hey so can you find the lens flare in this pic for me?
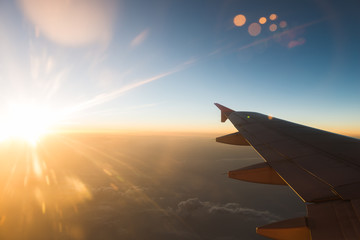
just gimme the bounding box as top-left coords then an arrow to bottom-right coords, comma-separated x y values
259,17 -> 267,24
269,14 -> 278,21
248,23 -> 261,36
280,21 -> 287,28
269,23 -> 278,32
234,14 -> 246,27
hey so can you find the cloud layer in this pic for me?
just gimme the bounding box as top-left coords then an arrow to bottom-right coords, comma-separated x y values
17,0 -> 117,47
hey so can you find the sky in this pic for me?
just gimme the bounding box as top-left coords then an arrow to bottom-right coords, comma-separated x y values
0,0 -> 359,136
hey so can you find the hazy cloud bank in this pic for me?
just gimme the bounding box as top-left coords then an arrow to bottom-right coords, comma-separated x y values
176,198 -> 280,222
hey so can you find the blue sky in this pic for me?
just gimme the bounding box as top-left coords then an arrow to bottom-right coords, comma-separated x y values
0,0 -> 359,135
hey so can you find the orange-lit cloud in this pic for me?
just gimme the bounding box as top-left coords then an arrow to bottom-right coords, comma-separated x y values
131,29 -> 150,47
288,38 -> 306,48
233,14 -> 246,27
17,0 -> 117,47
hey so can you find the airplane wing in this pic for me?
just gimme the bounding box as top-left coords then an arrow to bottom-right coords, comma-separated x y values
214,103 -> 360,240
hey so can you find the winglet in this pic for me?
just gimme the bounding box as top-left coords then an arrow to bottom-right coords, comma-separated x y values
214,103 -> 234,122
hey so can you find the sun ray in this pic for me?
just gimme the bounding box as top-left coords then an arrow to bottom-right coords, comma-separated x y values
0,102 -> 61,145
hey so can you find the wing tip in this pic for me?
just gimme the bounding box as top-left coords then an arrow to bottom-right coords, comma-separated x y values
214,103 -> 235,122
214,103 -> 234,113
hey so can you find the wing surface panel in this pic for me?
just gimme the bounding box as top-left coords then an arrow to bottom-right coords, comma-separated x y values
224,110 -> 360,202
307,200 -> 360,239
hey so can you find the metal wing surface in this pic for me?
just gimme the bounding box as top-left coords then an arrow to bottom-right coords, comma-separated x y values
215,103 -> 360,240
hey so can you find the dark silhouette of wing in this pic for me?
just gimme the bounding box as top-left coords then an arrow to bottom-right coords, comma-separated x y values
215,103 -> 360,240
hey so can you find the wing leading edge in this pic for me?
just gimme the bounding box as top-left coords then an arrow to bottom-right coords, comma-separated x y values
215,103 -> 360,240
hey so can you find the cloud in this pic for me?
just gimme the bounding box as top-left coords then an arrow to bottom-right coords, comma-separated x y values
288,38 -> 306,48
64,58 -> 196,115
176,198 -> 280,222
17,0 -> 117,47
67,70 -> 176,113
131,29 -> 150,47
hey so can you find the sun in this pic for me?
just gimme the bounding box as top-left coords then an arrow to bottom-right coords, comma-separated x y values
0,102 -> 57,145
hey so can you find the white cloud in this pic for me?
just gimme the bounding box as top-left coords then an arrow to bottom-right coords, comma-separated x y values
131,29 -> 150,47
176,198 -> 280,222
65,58 -> 196,114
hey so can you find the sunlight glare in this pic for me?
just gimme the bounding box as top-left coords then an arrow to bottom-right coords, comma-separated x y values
0,102 -> 57,144
0,216 -> 5,226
